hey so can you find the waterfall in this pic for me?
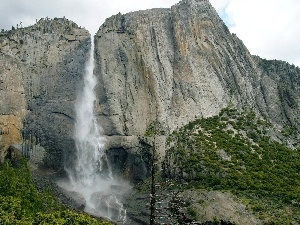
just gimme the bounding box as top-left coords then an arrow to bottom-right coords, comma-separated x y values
72,36 -> 105,189
62,36 -> 128,223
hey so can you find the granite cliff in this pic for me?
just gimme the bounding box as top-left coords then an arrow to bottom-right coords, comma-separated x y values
0,0 -> 299,187
94,0 -> 300,182
0,18 -> 90,171
1,0 -> 300,224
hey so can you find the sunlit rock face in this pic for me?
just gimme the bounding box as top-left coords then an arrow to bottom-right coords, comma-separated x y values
0,0 -> 299,180
94,0 -> 300,182
0,18 -> 90,171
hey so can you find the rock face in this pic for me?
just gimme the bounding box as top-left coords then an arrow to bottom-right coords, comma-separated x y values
94,0 -> 299,182
0,18 -> 90,171
180,190 -> 261,225
0,0 -> 299,181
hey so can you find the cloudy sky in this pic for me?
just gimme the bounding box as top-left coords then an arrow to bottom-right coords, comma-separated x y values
1,0 -> 299,67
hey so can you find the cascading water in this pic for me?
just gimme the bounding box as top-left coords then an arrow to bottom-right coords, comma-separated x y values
71,36 -> 106,190
62,36 -> 128,223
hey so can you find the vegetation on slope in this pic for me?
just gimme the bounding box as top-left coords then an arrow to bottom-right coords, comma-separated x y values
165,107 -> 300,224
0,159 -> 112,225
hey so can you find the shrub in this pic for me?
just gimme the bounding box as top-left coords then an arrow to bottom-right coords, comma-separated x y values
0,159 -> 112,225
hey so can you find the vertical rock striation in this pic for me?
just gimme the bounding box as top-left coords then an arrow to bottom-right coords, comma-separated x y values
0,18 -> 90,171
0,0 -> 299,181
94,0 -> 299,182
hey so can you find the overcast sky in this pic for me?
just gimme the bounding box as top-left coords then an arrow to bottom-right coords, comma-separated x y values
1,0 -> 299,67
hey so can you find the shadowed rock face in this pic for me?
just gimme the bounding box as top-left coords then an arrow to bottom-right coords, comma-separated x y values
0,18 -> 90,172
94,0 -> 300,181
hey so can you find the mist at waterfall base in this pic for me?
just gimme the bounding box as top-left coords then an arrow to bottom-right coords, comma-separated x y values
59,36 -> 130,223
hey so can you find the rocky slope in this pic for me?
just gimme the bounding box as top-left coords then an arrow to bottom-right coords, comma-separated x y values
163,107 -> 300,224
94,0 -> 300,182
0,18 -> 90,171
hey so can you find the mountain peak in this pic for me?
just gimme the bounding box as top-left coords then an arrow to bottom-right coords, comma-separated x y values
176,0 -> 211,7
172,0 -> 217,22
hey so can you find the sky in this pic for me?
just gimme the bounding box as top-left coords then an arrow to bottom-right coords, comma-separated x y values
0,0 -> 299,67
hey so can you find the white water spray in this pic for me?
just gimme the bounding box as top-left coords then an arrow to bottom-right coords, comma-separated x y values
62,36 -> 128,223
